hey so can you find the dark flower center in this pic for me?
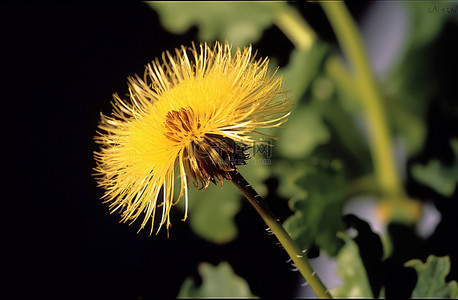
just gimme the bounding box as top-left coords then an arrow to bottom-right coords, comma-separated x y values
164,107 -> 250,190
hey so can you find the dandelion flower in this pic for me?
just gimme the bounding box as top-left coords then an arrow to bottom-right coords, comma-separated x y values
94,41 -> 290,234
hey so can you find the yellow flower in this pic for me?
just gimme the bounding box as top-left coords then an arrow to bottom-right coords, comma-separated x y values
94,41 -> 290,234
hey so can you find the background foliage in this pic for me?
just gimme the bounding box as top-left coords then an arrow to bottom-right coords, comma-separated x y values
11,1 -> 458,299
149,1 -> 458,298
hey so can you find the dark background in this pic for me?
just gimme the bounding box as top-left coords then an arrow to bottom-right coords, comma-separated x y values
5,3 -> 307,299
4,2 -> 457,299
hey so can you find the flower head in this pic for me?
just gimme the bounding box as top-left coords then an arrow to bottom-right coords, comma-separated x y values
94,41 -> 290,234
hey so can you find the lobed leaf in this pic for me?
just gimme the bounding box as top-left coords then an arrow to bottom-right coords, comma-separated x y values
405,255 -> 458,298
277,160 -> 346,256
330,231 -> 374,298
187,182 -> 240,244
277,104 -> 330,160
184,152 -> 271,244
148,2 -> 287,47
178,261 -> 258,298
411,139 -> 458,196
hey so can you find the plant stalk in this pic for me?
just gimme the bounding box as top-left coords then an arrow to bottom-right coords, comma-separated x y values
230,169 -> 332,299
275,5 -> 316,51
320,2 -> 404,198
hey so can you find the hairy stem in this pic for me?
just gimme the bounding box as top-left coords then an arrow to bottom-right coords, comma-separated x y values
320,2 -> 404,198
230,169 -> 332,299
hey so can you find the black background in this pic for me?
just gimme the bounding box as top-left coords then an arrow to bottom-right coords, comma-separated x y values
4,2 -> 458,299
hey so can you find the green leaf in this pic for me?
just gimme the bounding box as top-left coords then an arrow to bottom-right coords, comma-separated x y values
178,261 -> 258,298
278,160 -> 346,256
313,88 -> 373,175
183,152 -> 271,244
273,160 -> 308,202
411,139 -> 458,196
381,2 -> 454,156
331,231 -> 374,298
187,182 -> 240,244
382,54 -> 430,156
148,2 -> 287,47
411,160 -> 458,196
383,45 -> 432,156
405,255 -> 458,298
274,45 -> 335,162
280,42 -> 329,103
402,2 -> 456,49
386,98 -> 427,157
277,104 -> 330,160
238,152 -> 272,197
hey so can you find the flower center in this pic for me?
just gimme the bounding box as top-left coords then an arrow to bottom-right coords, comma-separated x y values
163,107 -> 250,190
184,134 -> 250,190
164,107 -> 201,144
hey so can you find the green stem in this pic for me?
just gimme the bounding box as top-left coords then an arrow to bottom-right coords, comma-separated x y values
230,169 -> 332,299
274,5 -> 316,51
320,2 -> 404,198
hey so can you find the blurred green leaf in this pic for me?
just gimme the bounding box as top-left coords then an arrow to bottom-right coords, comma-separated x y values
313,89 -> 373,176
387,98 -> 427,157
405,255 -> 458,298
238,152 -> 272,197
280,42 -> 329,103
278,160 -> 346,256
183,152 -> 270,244
403,2 -> 456,49
411,160 -> 458,196
331,231 -> 373,298
148,2 -> 287,47
383,44 -> 431,156
178,261 -> 258,298
382,2 -> 454,156
273,161 -> 308,203
411,139 -> 458,196
277,104 -> 330,160
279,46 -> 373,176
187,182 -> 240,244
324,56 -> 361,113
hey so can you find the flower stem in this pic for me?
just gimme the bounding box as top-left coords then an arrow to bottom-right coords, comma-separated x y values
274,5 -> 316,51
230,169 -> 332,299
320,2 -> 404,198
